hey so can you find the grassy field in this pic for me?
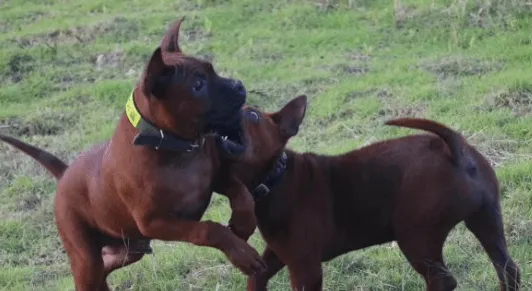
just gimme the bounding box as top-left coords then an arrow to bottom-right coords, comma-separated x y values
1,0 -> 531,290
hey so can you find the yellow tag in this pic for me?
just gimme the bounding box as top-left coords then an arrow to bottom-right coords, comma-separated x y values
125,92 -> 141,128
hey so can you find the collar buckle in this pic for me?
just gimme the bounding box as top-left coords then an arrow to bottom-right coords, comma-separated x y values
187,142 -> 200,152
251,151 -> 288,200
155,130 -> 164,150
253,183 -> 270,198
127,91 -> 201,153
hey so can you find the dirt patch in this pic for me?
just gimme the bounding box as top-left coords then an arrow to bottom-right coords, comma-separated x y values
2,53 -> 35,83
393,0 -> 528,31
421,55 -> 503,79
485,86 -> 532,116
10,179 -> 49,213
248,77 -> 336,110
346,52 -> 371,62
94,51 -> 125,70
188,0 -> 230,8
310,0 -> 370,11
329,51 -> 371,76
394,3 -> 422,29
332,63 -> 368,75
247,43 -> 284,63
0,111 -> 78,137
1,117 -> 62,136
12,17 -> 140,48
0,11 -> 46,34
184,28 -> 211,42
312,108 -> 356,128
56,74 -> 95,91
376,102 -> 428,121
346,88 -> 393,102
467,0 -> 530,28
252,51 -> 283,63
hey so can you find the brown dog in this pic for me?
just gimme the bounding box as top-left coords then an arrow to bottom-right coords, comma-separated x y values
232,118 -> 520,291
0,17 -> 267,290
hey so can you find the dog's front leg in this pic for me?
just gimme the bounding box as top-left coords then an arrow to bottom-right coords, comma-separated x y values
135,214 -> 266,275
223,175 -> 257,241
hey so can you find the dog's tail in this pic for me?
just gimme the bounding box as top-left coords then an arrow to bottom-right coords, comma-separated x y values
384,118 -> 465,168
0,134 -> 68,180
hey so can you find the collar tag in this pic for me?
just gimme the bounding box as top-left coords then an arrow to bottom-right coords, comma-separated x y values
126,92 -> 141,128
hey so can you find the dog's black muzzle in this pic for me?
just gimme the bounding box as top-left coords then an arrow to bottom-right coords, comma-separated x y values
204,77 -> 247,156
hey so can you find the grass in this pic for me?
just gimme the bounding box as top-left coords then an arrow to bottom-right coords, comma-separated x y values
0,0 -> 531,290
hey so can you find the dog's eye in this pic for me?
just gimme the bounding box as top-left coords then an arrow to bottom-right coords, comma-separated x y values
246,110 -> 261,123
192,78 -> 204,92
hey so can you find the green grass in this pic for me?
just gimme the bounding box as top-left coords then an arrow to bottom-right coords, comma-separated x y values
1,0 -> 531,290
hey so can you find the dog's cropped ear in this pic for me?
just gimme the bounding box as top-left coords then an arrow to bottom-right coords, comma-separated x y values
160,17 -> 185,53
272,95 -> 308,138
143,47 -> 177,98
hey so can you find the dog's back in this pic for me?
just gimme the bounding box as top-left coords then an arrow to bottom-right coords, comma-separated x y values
326,121 -> 499,243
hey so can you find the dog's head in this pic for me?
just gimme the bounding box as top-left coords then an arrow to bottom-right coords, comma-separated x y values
229,95 -> 307,186
137,17 -> 246,149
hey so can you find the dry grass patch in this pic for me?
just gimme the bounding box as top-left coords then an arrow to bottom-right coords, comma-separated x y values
463,130 -> 530,167
421,55 -> 503,79
485,86 -> 532,116
11,17 -> 140,48
0,110 -> 78,137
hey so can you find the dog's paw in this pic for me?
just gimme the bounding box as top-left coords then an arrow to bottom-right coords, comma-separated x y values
226,239 -> 267,276
227,212 -> 257,241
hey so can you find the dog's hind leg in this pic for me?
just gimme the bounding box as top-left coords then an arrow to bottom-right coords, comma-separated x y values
465,201 -> 520,291
396,228 -> 457,291
286,259 -> 323,291
247,247 -> 285,291
57,219 -> 109,291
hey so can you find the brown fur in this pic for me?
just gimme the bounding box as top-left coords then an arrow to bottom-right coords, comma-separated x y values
0,17 -> 266,291
236,118 -> 520,291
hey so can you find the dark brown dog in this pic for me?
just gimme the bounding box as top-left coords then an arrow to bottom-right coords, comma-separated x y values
233,118 -> 520,291
0,17 -> 266,291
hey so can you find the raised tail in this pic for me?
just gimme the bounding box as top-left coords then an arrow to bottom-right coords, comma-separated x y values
0,134 -> 68,180
385,118 -> 465,168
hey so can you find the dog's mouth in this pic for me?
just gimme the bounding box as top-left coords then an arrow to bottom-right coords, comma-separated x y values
213,127 -> 245,155
205,109 -> 246,156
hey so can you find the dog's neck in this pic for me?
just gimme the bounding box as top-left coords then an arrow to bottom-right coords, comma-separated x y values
250,151 -> 289,200
252,149 -> 330,202
117,89 -> 203,153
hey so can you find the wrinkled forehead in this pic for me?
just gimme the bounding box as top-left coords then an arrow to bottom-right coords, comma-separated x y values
163,54 -> 214,72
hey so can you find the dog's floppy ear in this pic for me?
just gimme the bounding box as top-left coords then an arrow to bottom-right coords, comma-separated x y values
272,95 -> 308,138
142,47 -> 177,98
160,17 -> 185,53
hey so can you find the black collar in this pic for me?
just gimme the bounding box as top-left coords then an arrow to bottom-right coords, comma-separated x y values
125,92 -> 202,152
252,151 -> 288,200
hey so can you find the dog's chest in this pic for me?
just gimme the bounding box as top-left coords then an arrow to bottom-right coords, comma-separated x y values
159,155 -> 213,188
151,155 -> 215,217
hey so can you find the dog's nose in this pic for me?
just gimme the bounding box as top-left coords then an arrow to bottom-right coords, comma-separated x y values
233,80 -> 246,98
